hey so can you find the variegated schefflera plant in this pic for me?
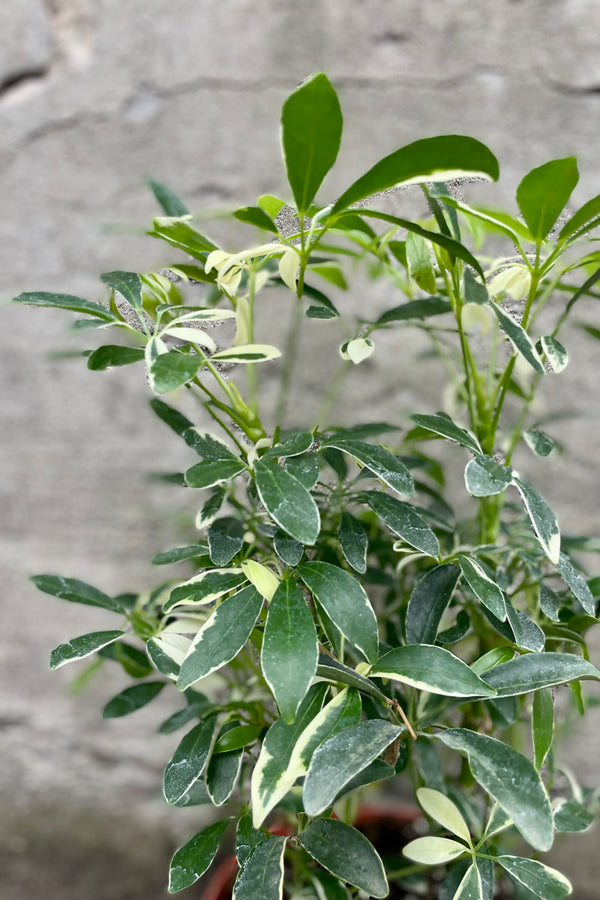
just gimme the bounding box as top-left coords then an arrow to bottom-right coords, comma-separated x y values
14,74 -> 600,900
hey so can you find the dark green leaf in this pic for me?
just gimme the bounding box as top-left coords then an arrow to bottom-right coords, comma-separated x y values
436,729 -> 554,850
374,297 -> 452,326
13,292 -> 119,321
163,715 -> 218,804
281,73 -> 343,215
513,477 -> 560,564
331,135 -> 499,215
236,814 -> 269,867
539,583 -> 563,621
306,304 -> 338,319
482,652 -> 600,697
50,630 -> 124,669
100,271 -> 142,310
464,269 -> 489,305
464,455 -> 513,497
254,457 -> 320,544
410,412 -> 482,455
298,819 -> 388,898
206,747 -> 243,805
102,681 -> 165,718
559,192 -> 600,243
539,335 -> 568,373
506,604 -> 546,652
303,720 -> 403,816
151,544 -> 209,566
497,856 -> 571,899
208,517 -> 245,565
262,580 -> 318,723
284,452 -> 320,489
273,530 -> 304,566
99,640 -> 154,678
177,585 -> 263,690
31,574 -> 126,613
149,398 -> 194,436
149,216 -> 218,258
165,569 -> 247,612
214,723 -> 263,753
459,555 -> 507,620
87,345 -> 145,370
406,231 -> 436,293
263,431 -> 313,459
149,180 -> 189,217
491,304 -> 545,373
299,561 -> 379,662
322,438 -> 414,496
362,491 -> 439,557
372,644 -> 496,698
233,835 -> 287,900
554,799 -> 594,833
556,552 -> 596,615
524,429 -> 556,458
185,458 -> 245,490
168,820 -> 228,893
406,564 -> 460,644
316,653 -> 387,701
339,512 -> 368,573
170,780 -> 211,808
149,350 -> 202,394
436,609 -> 471,645
234,205 -> 278,233
516,157 -> 579,242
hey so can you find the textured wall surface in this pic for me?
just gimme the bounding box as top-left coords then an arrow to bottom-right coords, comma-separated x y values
2,2 -> 600,898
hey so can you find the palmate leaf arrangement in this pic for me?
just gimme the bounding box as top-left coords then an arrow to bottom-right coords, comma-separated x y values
14,74 -> 600,899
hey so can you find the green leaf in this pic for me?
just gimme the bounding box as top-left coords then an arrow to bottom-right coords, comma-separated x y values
236,814 -> 269,867
362,491 -> 439,557
556,552 -> 596,615
513,477 -> 560,564
346,209 -> 485,278
149,216 -> 218,258
374,297 -> 452,326
208,517 -> 245,565
372,644 -> 496,698
261,580 -> 318,723
100,271 -> 142,310
540,336 -> 568,373
406,564 -> 460,644
102,681 -> 165,718
168,820 -> 228,893
417,787 -> 472,844
451,863 -> 485,900
298,819 -> 388,898
559,192 -> 600,243
12,291 -> 119,322
403,836 -> 468,866
410,412 -> 482,455
299,561 -> 379,662
331,135 -> 499,215
339,512 -> 368,573
87,345 -> 145,370
149,349 -> 202,394
233,835 -> 286,900
281,73 -> 343,215
459,556 -> 507,621
496,856 -> 571,899
491,304 -> 545,374
554,798 -> 594,833
152,544 -> 209,566
435,729 -> 553,850
303,719 -> 403,816
165,569 -> 246,612
31,574 -> 126,613
149,180 -> 189,217
464,455 -> 513,497
406,231 -> 437,293
149,398 -> 194,436
482,652 -> 600,697
322,438 -> 414,496
100,640 -> 154,678
284,451 -> 320,489
250,683 -> 328,827
516,157 -> 579,242
211,344 -> 281,363
532,687 -> 554,770
163,715 -> 218,804
316,653 -> 388,701
177,585 -> 263,690
273,530 -> 304,566
206,747 -> 243,805
263,431 -> 314,459
254,457 -> 320,545
234,205 -> 278,233
524,429 -> 556,458
214,723 -> 263,753
464,269 -> 489,305
50,630 -> 124,669
185,458 -> 246,489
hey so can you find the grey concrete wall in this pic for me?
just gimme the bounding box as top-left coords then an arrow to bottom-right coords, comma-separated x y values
2,2 -> 600,898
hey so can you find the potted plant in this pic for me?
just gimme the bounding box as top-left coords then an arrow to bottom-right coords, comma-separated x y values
13,73 -> 600,900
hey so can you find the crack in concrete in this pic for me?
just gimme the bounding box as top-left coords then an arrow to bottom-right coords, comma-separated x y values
0,67 -> 50,100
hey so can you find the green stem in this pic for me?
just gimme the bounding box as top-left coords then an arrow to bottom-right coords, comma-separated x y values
275,298 -> 304,426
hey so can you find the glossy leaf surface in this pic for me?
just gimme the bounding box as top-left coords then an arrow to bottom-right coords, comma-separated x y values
233,835 -> 286,900
13,291 -> 119,321
405,564 -> 460,644
482,652 -> 600,697
102,681 -> 165,718
464,456 -> 513,497
168,820 -> 228,893
410,412 -> 482,455
362,491 -> 439,557
298,819 -> 388,898
373,644 -> 496,698
496,855 -> 571,899
50,630 -> 124,669
163,716 -> 218,804
323,438 -> 414,496
31,575 -> 126,613
254,458 -> 320,544
459,556 -> 507,621
516,157 -> 578,242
